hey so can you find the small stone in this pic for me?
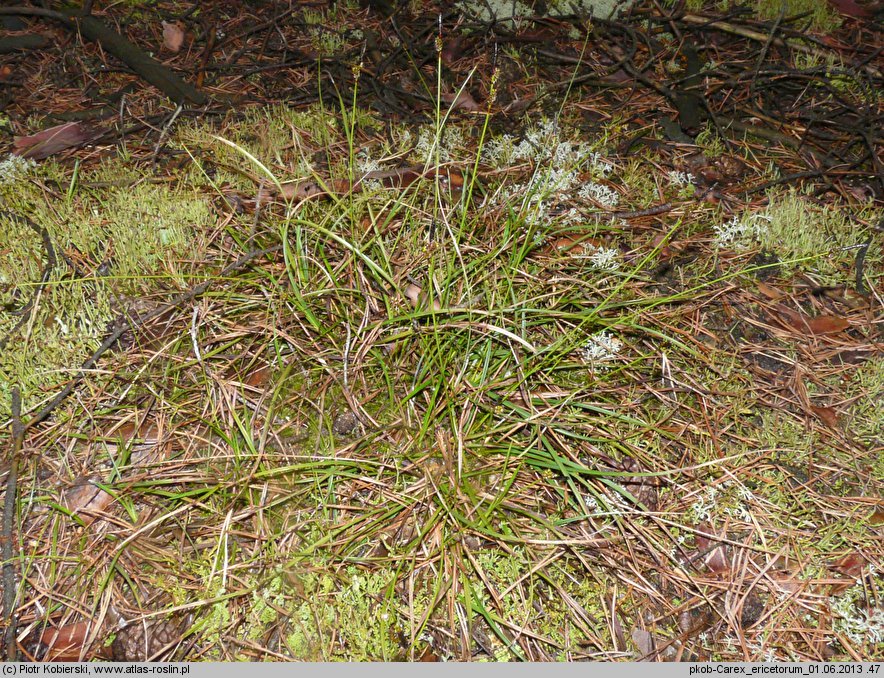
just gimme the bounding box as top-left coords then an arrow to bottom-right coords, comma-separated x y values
332,411 -> 361,436
740,594 -> 766,628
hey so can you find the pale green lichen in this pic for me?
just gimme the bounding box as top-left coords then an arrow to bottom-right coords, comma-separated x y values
0,154 -> 36,186
0,158 -> 211,416
838,357 -> 884,447
457,0 -> 631,24
189,588 -> 232,655
830,579 -> 884,651
714,191 -> 881,286
283,566 -> 403,661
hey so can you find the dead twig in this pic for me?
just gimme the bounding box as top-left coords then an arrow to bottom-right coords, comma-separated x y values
0,7 -> 207,105
0,212 -> 57,353
24,244 -> 282,431
2,387 -> 23,661
681,13 -> 882,79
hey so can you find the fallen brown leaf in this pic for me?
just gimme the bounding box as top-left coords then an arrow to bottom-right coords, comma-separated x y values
756,282 -> 782,300
705,544 -> 730,573
770,571 -> 805,594
94,420 -> 166,468
403,283 -> 421,307
694,524 -> 731,573
683,153 -> 723,185
440,36 -> 468,65
418,647 -> 440,661
828,0 -> 872,17
161,21 -> 186,52
276,179 -> 327,201
805,315 -> 851,334
631,628 -> 656,660
403,282 -> 441,311
441,90 -> 481,112
830,552 -> 865,578
542,234 -> 603,255
775,306 -> 850,335
60,479 -> 115,526
243,364 -> 271,388
13,121 -> 96,160
37,621 -> 109,661
809,405 -> 840,429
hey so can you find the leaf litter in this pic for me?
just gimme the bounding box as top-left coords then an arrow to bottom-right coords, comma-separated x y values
0,0 -> 882,663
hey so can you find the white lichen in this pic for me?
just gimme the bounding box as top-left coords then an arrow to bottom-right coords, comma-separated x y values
581,331 -> 623,369
687,486 -> 718,522
713,213 -> 770,249
458,0 -> 630,24
0,154 -> 36,186
586,245 -> 621,271
578,181 -> 620,208
667,170 -> 695,186
413,125 -> 467,163
832,589 -> 884,646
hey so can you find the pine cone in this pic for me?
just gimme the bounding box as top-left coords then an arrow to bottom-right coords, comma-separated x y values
111,616 -> 188,661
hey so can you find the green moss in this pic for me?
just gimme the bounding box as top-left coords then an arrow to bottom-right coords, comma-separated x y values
283,566 -> 403,660
752,0 -> 841,32
668,0 -> 840,32
713,190 -> 881,284
755,192 -> 879,284
754,409 -> 812,464
793,52 -> 869,100
246,576 -> 286,640
694,123 -> 727,158
838,358 -> 884,446
0,161 -> 211,415
617,156 -> 660,209
189,587 -> 232,656
473,547 -> 611,657
175,104 -> 339,189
